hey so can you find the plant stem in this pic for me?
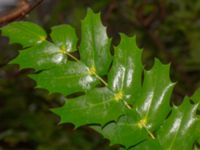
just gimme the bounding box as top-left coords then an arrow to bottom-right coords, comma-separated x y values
144,125 -> 155,139
66,51 -> 81,63
66,52 -> 108,86
95,74 -> 108,86
66,51 -> 132,110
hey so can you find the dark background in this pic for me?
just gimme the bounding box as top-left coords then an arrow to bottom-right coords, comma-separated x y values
0,0 -> 200,149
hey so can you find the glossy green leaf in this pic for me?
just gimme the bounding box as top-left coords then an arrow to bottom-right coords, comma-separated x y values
135,59 -> 175,131
52,34 -> 144,127
157,97 -> 199,150
1,21 -> 46,47
2,8 -> 200,150
10,41 -> 67,70
94,59 -> 175,148
53,87 -> 126,127
108,34 -> 143,104
30,62 -> 98,95
93,110 -> 148,148
79,9 -> 112,75
2,21 -> 98,95
50,24 -> 78,52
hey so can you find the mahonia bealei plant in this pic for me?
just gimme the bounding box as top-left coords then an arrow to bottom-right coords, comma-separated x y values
1,9 -> 200,150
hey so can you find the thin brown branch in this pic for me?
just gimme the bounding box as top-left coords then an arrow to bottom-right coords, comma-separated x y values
0,0 -> 44,26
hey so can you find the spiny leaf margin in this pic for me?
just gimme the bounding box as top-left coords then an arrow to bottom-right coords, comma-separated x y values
1,8 -> 200,150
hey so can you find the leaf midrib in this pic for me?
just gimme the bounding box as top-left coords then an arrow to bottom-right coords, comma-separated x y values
67,96 -> 114,112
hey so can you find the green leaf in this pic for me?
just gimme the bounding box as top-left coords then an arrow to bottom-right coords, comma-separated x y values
50,24 -> 78,52
30,62 -> 98,95
9,25 -> 78,70
130,139 -> 162,150
108,34 -> 143,104
94,59 -> 175,148
191,88 -> 200,110
1,21 -> 46,47
53,87 -> 126,127
135,59 -> 175,131
2,8 -> 200,150
79,9 -> 112,75
52,34 -> 144,127
10,41 -> 67,70
2,21 -> 98,95
157,97 -> 199,150
93,110 -> 148,148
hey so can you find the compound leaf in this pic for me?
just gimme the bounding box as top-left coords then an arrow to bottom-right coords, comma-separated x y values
1,8 -> 199,150
94,59 -> 175,148
52,34 -> 144,126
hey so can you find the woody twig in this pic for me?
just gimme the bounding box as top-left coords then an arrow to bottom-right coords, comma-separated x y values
0,0 -> 43,25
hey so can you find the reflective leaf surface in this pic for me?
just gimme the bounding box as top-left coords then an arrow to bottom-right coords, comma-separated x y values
50,24 -> 78,52
1,8 -> 199,150
80,9 -> 112,75
157,97 -> 199,150
53,87 -> 125,127
30,62 -> 98,95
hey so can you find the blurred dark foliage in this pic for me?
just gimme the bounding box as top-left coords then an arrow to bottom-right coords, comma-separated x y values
0,0 -> 200,149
